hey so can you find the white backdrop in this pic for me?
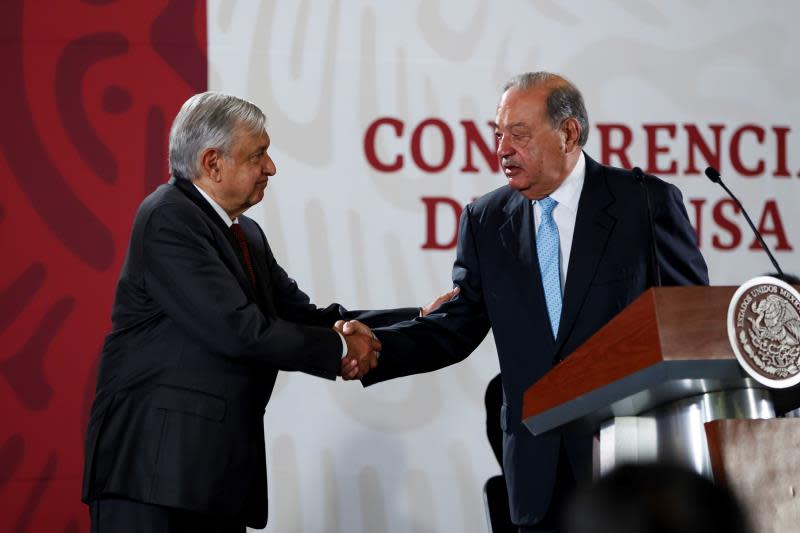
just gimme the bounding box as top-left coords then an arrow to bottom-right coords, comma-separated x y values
207,1 -> 800,531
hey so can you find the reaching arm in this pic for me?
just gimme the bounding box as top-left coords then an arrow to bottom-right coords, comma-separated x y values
142,202 -> 342,378
360,203 -> 492,386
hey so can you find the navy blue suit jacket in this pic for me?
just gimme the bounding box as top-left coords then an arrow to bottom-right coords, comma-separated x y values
363,154 -> 709,525
82,176 -> 416,527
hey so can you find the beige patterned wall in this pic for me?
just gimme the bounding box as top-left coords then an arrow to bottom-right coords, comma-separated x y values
208,1 -> 800,531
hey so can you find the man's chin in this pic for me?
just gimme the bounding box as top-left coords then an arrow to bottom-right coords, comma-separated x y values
239,197 -> 264,215
507,178 -> 547,200
251,188 -> 266,204
506,176 -> 529,192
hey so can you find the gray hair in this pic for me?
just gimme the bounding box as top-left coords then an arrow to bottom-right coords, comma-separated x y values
168,92 -> 266,180
503,72 -> 589,146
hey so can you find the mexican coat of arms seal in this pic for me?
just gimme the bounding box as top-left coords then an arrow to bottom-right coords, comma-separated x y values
727,276 -> 800,388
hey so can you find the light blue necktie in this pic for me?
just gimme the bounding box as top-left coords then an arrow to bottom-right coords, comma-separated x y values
536,197 -> 562,338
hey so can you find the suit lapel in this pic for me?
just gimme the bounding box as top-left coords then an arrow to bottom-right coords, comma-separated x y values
554,155 -> 616,356
170,176 -> 262,305
499,191 -> 555,346
498,192 -> 531,264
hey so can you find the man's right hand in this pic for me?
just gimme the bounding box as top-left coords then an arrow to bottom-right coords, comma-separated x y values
336,320 -> 381,380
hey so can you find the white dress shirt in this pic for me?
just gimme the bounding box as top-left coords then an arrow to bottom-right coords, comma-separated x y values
532,151 -> 586,292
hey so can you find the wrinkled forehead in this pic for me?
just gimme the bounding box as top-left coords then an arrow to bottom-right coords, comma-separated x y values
493,86 -> 548,128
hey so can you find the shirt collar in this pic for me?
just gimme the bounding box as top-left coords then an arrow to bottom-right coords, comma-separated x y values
192,182 -> 238,227
535,151 -> 585,212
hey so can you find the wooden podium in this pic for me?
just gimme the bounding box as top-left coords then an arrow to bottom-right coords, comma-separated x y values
522,286 -> 776,478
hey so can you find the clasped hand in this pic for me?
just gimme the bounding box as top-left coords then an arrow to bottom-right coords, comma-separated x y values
335,320 -> 380,380
333,286 -> 459,380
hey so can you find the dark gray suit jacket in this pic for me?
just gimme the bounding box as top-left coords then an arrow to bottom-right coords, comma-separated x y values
363,154 -> 709,526
82,176 -> 416,528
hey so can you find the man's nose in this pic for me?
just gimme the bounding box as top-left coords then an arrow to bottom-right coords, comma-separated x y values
497,135 -> 513,158
264,156 -> 276,176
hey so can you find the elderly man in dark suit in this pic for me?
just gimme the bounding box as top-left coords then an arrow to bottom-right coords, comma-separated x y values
81,92 -> 443,532
343,72 -> 709,532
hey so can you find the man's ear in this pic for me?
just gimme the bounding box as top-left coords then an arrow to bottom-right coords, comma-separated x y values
200,148 -> 223,181
562,118 -> 581,153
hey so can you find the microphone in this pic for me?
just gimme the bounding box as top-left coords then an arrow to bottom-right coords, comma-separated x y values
704,166 -> 784,278
633,167 -> 662,287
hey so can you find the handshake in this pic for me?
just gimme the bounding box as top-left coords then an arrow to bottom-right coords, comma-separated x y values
336,320 -> 379,380
334,286 -> 459,380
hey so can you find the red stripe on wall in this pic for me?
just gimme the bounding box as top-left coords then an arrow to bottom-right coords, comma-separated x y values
0,1 -> 207,531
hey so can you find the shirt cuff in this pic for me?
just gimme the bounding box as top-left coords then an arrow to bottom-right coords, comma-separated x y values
337,330 -> 348,359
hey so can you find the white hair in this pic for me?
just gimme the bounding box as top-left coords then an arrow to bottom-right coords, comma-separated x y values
168,92 -> 265,180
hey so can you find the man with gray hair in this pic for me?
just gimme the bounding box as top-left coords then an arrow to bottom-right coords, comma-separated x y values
81,92 -> 434,532
343,72 -> 709,531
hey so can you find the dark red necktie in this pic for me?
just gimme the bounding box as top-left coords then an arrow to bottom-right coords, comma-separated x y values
230,224 -> 257,286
